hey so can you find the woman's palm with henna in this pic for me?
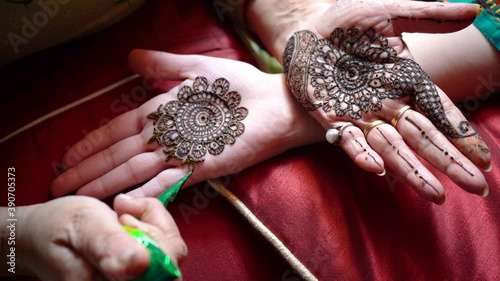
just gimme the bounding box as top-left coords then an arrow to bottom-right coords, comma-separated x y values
281,0 -> 490,203
50,51 -> 324,199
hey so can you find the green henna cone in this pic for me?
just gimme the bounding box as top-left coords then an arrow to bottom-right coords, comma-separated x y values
124,226 -> 181,281
157,166 -> 193,206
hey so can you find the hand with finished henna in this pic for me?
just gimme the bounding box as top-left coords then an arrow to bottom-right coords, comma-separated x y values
50,50 -> 325,199
247,0 -> 500,101
51,48 -> 489,204
246,0 -> 493,203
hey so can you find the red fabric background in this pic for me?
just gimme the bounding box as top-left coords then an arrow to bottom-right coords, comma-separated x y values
1,0 -> 499,280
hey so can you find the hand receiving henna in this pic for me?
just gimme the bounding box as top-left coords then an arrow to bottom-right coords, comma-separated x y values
282,0 -> 491,203
50,50 -> 324,199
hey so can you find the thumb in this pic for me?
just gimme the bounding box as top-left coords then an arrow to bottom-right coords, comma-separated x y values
114,195 -> 188,265
316,1 -> 479,37
388,1 -> 480,34
72,208 -> 151,280
128,49 -> 209,81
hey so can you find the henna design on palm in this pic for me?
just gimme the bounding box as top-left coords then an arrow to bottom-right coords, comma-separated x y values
147,77 -> 248,164
283,27 -> 477,139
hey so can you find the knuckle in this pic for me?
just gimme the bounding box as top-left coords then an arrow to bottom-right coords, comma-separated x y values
143,196 -> 163,209
124,158 -> 142,183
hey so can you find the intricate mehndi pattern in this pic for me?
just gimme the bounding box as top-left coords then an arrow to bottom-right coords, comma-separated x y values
147,77 -> 248,164
283,27 -> 477,139
283,30 -> 321,111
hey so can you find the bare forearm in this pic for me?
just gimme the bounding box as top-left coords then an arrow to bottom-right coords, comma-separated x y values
404,25 -> 500,103
247,0 -> 330,62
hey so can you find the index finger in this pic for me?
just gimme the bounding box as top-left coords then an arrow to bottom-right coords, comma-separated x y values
113,195 -> 181,236
114,195 -> 188,265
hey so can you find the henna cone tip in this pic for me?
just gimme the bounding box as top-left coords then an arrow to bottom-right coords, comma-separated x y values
157,169 -> 193,206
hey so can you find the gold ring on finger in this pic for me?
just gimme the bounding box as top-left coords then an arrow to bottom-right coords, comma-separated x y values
363,120 -> 386,138
390,105 -> 412,128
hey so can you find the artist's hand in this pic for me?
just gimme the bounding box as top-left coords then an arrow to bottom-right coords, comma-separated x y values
273,0 -> 491,203
50,50 -> 324,199
13,195 -> 186,281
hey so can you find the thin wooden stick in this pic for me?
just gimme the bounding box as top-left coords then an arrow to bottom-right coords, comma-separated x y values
207,179 -> 318,281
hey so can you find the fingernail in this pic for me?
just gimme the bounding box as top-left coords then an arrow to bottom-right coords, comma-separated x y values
483,162 -> 492,173
101,249 -> 135,272
476,4 -> 483,16
481,186 -> 489,198
376,169 -> 386,177
118,249 -> 137,265
117,193 -> 133,200
433,195 -> 446,205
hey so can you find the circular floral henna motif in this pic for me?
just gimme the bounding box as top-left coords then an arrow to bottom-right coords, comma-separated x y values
309,27 -> 406,120
284,27 -> 477,138
147,77 -> 248,164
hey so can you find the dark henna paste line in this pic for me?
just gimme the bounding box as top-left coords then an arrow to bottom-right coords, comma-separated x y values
405,116 -> 474,177
348,131 -> 381,167
405,116 -> 422,131
147,77 -> 248,164
397,150 -> 414,169
377,127 -> 395,149
350,131 -> 363,149
398,150 -> 439,194
377,127 -> 438,193
405,117 -> 446,153
453,159 -> 475,177
418,176 -> 439,194
283,27 -> 478,138
424,135 -> 445,153
368,153 -> 381,167
478,143 -> 490,154
391,16 -> 476,24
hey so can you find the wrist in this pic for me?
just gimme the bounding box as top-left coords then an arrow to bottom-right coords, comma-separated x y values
246,0 -> 328,62
247,0 -> 305,62
275,74 -> 325,148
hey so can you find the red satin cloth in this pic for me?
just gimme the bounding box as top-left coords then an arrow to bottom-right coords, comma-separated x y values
1,0 -> 499,280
